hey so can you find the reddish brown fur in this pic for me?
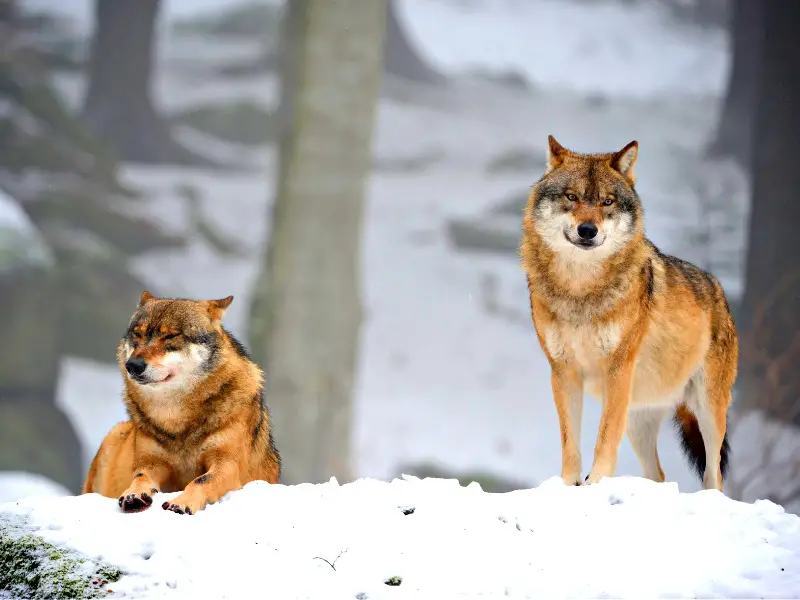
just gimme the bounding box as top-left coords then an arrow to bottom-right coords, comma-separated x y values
520,136 -> 738,490
83,291 -> 280,514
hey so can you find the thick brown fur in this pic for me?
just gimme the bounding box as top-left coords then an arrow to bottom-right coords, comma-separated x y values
519,136 -> 737,490
82,291 -> 281,514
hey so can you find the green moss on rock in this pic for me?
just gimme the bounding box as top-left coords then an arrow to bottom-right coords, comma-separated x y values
0,515 -> 122,599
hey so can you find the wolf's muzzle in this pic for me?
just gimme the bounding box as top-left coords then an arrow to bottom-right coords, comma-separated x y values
576,222 -> 598,240
125,357 -> 147,377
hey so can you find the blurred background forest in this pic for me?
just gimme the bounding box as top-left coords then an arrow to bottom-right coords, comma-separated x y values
1,0 -> 798,512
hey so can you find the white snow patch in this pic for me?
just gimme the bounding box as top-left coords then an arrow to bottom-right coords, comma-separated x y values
0,187 -> 54,271
0,472 -> 71,504
0,188 -> 36,232
2,476 -> 800,599
400,0 -> 729,97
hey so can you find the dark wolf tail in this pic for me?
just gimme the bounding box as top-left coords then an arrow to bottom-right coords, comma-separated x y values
673,404 -> 730,482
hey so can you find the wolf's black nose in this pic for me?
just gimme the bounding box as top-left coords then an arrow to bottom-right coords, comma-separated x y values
125,357 -> 147,377
577,222 -> 598,240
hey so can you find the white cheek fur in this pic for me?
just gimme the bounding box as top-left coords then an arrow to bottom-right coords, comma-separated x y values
188,344 -> 211,365
534,209 -> 574,250
601,212 -> 634,254
157,345 -> 210,378
160,352 -> 185,367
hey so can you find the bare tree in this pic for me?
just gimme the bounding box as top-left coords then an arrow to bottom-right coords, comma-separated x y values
706,0 -> 763,169
82,0 -> 211,165
248,0 -> 387,484
737,0 -> 800,430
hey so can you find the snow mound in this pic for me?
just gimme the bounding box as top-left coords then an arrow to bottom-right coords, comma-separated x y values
0,471 -> 71,504
2,476 -> 799,599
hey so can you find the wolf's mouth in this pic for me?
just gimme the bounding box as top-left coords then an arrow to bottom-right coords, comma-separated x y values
132,371 -> 176,385
564,232 -> 600,250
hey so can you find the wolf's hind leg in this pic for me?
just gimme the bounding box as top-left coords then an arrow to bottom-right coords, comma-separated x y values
685,368 -> 730,492
626,406 -> 669,482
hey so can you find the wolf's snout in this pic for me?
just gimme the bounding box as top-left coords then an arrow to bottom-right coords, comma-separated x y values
576,222 -> 598,240
125,357 -> 147,377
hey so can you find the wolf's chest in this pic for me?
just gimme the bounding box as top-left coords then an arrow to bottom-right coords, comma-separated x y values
542,322 -> 622,370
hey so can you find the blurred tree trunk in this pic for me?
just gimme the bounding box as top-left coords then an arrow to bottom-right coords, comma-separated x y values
384,0 -> 443,84
82,0 -> 212,166
738,0 -> 800,426
0,0 -> 13,25
248,0 -> 387,485
0,270 -> 82,494
0,4 -> 83,494
251,0 -> 443,86
706,0 -> 763,169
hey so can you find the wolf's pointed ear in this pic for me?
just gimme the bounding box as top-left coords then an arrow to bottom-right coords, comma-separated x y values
139,290 -> 156,307
611,140 -> 638,185
546,135 -> 567,173
207,295 -> 234,322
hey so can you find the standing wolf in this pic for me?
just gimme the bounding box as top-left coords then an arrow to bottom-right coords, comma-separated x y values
520,136 -> 737,491
83,291 -> 281,514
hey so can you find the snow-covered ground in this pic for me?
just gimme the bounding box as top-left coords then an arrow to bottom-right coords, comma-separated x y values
2,476 -> 800,599
0,472 -> 70,505
4,0 -> 758,503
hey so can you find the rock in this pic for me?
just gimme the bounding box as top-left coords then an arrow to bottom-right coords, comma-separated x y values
170,99 -> 278,147
446,213 -> 522,256
0,512 -> 121,599
397,461 -> 534,493
468,68 -> 531,92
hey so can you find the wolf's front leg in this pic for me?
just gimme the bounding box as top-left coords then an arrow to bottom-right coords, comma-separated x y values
585,359 -> 636,484
119,463 -> 171,513
550,363 -> 584,486
163,449 -> 243,515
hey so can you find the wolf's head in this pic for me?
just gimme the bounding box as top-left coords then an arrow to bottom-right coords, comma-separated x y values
528,136 -> 643,260
118,291 -> 234,391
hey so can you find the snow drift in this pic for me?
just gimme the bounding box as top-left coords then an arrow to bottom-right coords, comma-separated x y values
2,476 -> 799,599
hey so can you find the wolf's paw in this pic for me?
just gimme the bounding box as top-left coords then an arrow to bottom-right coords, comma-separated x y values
561,472 -> 582,486
118,490 -> 155,513
162,501 -> 194,515
584,467 -> 613,485
162,492 -> 202,515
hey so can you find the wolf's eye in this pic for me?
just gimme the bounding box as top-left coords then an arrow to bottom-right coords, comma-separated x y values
163,332 -> 180,341
602,197 -> 615,206
566,193 -> 578,202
